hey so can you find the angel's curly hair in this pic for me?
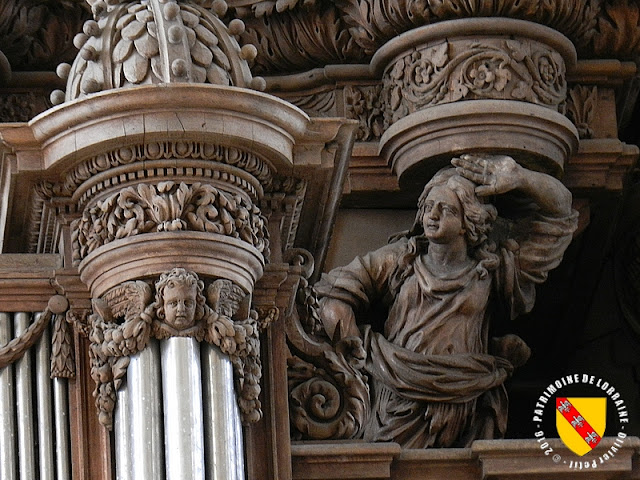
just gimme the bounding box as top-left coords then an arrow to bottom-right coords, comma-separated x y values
389,167 -> 500,294
155,268 -> 206,322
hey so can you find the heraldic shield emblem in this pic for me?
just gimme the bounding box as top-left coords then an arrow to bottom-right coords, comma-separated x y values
556,397 -> 606,456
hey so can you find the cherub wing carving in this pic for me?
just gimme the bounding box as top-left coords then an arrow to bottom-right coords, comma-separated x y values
89,281 -> 154,429
102,280 -> 153,323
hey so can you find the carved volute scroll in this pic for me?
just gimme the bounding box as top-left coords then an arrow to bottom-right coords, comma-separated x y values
280,249 -> 371,441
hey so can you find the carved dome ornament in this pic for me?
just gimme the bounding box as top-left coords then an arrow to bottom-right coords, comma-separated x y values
50,0 -> 266,105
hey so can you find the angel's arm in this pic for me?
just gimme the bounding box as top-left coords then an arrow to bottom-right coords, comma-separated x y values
452,154 -> 572,217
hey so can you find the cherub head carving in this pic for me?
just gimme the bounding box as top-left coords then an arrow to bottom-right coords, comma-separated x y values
155,268 -> 206,331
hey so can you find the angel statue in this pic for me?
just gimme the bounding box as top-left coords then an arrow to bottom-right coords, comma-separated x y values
315,154 -> 578,448
89,268 -> 263,429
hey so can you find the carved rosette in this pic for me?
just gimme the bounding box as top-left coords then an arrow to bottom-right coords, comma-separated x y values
88,269 -> 264,429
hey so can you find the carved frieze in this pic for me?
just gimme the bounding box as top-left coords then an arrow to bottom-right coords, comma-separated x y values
36,142 -> 273,204
88,268 -> 265,429
72,181 -> 269,264
381,37 -> 567,127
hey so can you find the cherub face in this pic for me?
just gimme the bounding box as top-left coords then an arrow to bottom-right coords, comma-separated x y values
163,282 -> 198,330
421,185 -> 465,244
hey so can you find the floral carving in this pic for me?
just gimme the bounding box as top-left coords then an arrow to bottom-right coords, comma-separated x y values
72,181 -> 269,263
89,269 -> 265,429
566,85 -> 598,139
344,84 -> 385,141
382,39 -> 567,126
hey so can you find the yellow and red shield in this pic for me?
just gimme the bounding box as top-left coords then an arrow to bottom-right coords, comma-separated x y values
556,397 -> 606,456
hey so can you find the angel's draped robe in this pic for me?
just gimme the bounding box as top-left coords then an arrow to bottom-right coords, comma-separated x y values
316,210 -> 577,448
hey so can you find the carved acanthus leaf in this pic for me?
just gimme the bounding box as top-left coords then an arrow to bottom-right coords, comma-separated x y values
51,314 -> 76,378
72,181 -> 269,263
566,85 -> 598,139
593,0 -> 640,58
280,90 -> 336,117
336,0 -> 599,55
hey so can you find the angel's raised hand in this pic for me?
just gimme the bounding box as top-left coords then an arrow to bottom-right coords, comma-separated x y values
451,154 -> 522,197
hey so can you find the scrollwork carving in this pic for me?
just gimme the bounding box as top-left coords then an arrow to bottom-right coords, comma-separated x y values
88,269 -> 265,429
284,252 -> 371,440
289,336 -> 368,439
382,38 -> 567,126
72,181 -> 269,263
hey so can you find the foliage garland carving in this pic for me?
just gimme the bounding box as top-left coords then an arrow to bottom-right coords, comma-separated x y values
344,84 -> 385,141
72,181 -> 269,264
382,38 -> 567,126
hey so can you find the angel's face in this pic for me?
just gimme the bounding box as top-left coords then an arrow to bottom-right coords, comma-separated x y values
163,282 -> 197,330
